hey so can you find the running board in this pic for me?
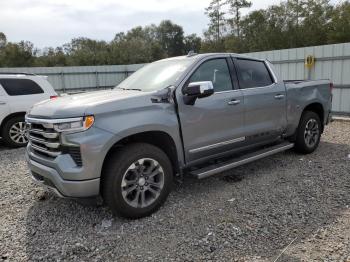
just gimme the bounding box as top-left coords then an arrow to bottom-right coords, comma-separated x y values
191,142 -> 294,179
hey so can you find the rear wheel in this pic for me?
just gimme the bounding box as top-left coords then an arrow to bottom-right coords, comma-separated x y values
1,116 -> 28,148
102,143 -> 173,219
294,111 -> 321,154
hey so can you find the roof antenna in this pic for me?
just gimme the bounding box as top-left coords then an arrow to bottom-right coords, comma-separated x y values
187,50 -> 197,57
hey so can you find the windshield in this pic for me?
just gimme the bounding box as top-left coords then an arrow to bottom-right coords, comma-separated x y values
116,58 -> 195,92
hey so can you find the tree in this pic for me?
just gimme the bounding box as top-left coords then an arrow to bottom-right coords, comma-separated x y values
184,34 -> 202,53
0,32 -> 6,49
2,6 -> 350,68
63,38 -> 109,66
108,21 -> 186,64
328,1 -> 350,43
204,0 -> 227,44
239,5 -> 291,52
0,41 -> 36,67
227,0 -> 252,38
217,0 -> 336,53
34,47 -> 67,67
238,10 -> 269,52
116,26 -> 159,64
298,0 -> 332,47
111,24 -> 166,64
0,33 -> 6,66
156,20 -> 185,57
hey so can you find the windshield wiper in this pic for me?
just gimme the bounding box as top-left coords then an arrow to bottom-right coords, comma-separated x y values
118,87 -> 142,91
126,88 -> 142,91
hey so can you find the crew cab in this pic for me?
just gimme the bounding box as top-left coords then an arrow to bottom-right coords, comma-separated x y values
25,53 -> 332,218
0,73 -> 57,147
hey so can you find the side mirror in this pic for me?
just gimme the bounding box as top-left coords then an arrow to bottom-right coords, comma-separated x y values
183,81 -> 214,105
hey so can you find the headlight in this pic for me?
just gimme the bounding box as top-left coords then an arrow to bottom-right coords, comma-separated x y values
53,116 -> 95,132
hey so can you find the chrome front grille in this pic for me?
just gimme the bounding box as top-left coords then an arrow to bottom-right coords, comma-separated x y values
26,117 -> 83,167
27,121 -> 61,158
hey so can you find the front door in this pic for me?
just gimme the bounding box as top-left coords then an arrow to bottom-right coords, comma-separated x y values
177,57 -> 245,164
233,58 -> 287,143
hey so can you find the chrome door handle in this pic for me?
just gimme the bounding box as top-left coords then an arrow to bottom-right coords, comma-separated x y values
274,94 -> 285,100
228,99 -> 241,105
0,101 -> 6,105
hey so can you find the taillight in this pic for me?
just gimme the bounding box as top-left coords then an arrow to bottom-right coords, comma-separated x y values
50,95 -> 58,99
329,82 -> 333,93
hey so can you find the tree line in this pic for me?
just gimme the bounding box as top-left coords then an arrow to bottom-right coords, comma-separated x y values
202,0 -> 350,53
0,0 -> 349,67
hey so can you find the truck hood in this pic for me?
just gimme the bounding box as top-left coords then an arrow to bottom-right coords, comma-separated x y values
28,89 -> 148,118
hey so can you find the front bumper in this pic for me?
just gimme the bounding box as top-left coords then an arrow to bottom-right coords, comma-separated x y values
25,125 -> 117,198
26,152 -> 100,198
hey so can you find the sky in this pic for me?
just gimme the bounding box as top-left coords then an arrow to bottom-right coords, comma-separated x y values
0,0 -> 280,48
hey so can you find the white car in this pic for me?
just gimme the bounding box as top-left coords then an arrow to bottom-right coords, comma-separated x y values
0,73 -> 57,147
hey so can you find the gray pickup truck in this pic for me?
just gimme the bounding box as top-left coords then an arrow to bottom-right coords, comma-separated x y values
25,53 -> 332,218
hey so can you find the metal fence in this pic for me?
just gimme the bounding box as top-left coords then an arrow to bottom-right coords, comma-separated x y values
0,64 -> 145,93
0,42 -> 349,115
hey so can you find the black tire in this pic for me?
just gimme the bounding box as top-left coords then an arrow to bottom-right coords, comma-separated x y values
102,143 -> 173,219
1,115 -> 28,148
294,111 -> 322,154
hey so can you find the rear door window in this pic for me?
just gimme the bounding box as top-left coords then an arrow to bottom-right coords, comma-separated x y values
0,79 -> 44,96
236,59 -> 273,89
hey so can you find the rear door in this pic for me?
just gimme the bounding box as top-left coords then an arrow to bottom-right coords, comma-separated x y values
233,58 -> 287,143
176,56 -> 245,164
0,84 -> 9,126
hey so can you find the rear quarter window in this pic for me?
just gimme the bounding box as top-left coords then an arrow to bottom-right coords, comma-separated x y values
0,79 -> 44,96
236,59 -> 273,89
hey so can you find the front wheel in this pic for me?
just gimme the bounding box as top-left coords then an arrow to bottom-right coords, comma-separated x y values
102,143 -> 173,219
294,111 -> 322,154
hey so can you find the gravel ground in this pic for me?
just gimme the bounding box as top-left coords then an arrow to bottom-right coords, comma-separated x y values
0,121 -> 349,261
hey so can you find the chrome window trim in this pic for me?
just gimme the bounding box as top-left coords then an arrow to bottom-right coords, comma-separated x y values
265,60 -> 278,83
189,137 -> 246,153
215,89 -> 241,94
239,83 -> 277,91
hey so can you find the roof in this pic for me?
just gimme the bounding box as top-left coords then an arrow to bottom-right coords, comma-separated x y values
158,53 -> 265,63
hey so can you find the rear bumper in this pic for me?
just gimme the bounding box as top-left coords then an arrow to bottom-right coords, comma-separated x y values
26,152 -> 100,198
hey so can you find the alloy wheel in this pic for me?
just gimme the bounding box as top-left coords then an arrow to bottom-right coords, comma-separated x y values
9,121 -> 28,145
304,118 -> 319,148
121,158 -> 165,208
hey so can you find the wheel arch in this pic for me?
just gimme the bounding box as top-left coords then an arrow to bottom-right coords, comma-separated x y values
302,102 -> 325,132
101,130 -> 181,180
0,112 -> 26,134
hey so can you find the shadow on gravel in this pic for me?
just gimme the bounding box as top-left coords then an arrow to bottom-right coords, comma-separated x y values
0,138 -> 26,151
0,139 -> 10,151
24,141 -> 350,261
